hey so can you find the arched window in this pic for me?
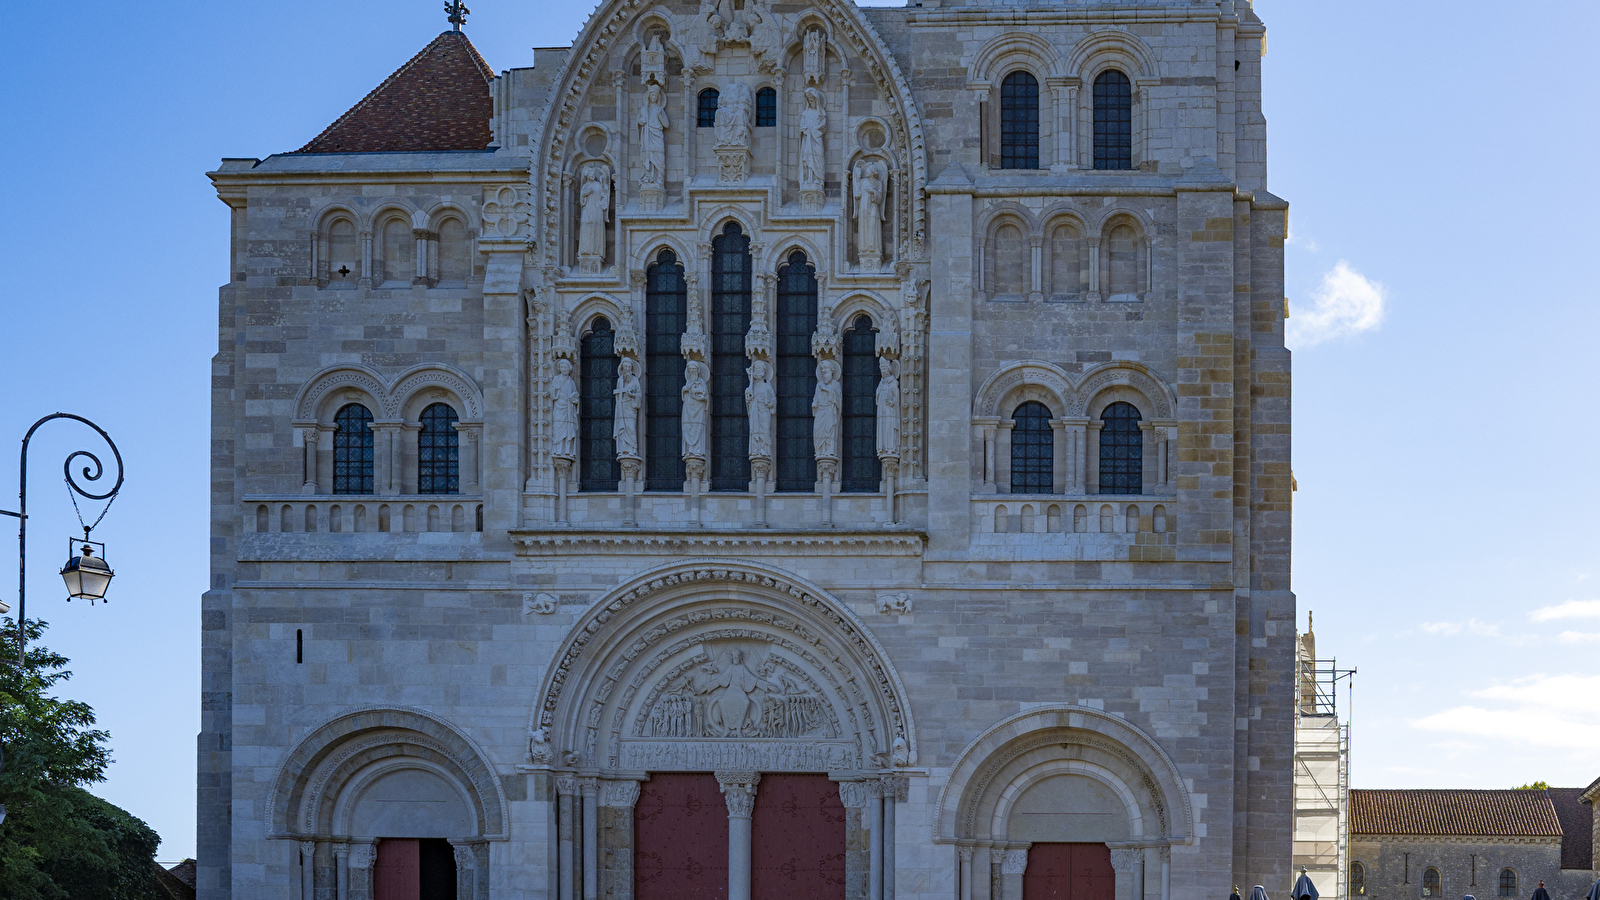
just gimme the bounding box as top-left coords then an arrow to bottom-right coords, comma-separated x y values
1421,868 -> 1441,898
645,249 -> 687,491
710,222 -> 752,491
1049,221 -> 1086,300
1000,71 -> 1040,170
328,218 -> 359,284
580,317 -> 620,492
1105,221 -> 1143,297
1098,401 -> 1142,494
381,217 -> 412,285
438,217 -> 469,285
698,89 -> 720,128
1350,862 -> 1366,896
991,221 -> 1026,296
755,87 -> 777,127
775,251 -> 817,491
1010,401 -> 1053,493
841,315 -> 880,492
1093,69 -> 1133,170
332,404 -> 374,494
417,403 -> 459,495
1497,869 -> 1516,898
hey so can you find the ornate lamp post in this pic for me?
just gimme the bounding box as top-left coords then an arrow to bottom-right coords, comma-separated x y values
0,413 -> 125,664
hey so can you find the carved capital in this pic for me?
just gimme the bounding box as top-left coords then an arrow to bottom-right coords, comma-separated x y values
959,846 -> 976,864
1002,849 -> 1030,875
452,841 -> 478,869
348,843 -> 375,870
717,771 -> 760,817
881,774 -> 910,803
1109,848 -> 1143,874
555,773 -> 580,796
300,841 -> 316,860
579,776 -> 601,798
837,780 -> 871,809
604,780 -> 643,808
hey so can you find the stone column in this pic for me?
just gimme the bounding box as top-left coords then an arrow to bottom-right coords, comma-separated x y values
1000,847 -> 1030,900
359,231 -> 373,288
602,781 -> 643,900
717,772 -> 760,900
451,840 -> 479,900
1029,237 -> 1044,303
867,779 -> 884,900
399,423 -> 422,494
974,418 -> 999,493
369,422 -> 400,494
1087,422 -> 1103,492
1049,420 -> 1069,494
959,846 -> 976,900
300,841 -> 316,900
1139,422 -> 1156,494
1109,846 -> 1144,900
296,425 -> 320,494
881,776 -> 905,900
581,777 -> 601,900
557,774 -> 579,900
333,843 -> 349,900
347,843 -> 375,900
456,424 -> 481,492
1087,237 -> 1103,302
413,228 -> 432,286
995,421 -> 1015,493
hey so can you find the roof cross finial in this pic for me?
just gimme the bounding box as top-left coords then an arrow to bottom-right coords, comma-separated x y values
445,0 -> 470,31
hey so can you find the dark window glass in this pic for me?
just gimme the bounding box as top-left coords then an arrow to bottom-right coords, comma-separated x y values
1093,69 -> 1133,170
1351,863 -> 1366,896
1000,71 -> 1039,170
1497,870 -> 1515,898
332,404 -> 374,494
698,89 -> 719,128
841,315 -> 881,492
1422,869 -> 1440,898
417,403 -> 460,494
1010,401 -> 1053,493
710,222 -> 751,491
776,251 -> 817,491
580,317 -> 620,492
756,87 -> 777,127
1098,401 -> 1142,494
646,249 -> 687,491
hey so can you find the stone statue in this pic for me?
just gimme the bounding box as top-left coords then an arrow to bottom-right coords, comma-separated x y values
551,357 -> 579,460
875,356 -> 899,458
638,83 -> 669,187
798,87 -> 826,191
577,163 -> 610,270
715,82 -> 753,149
613,357 -> 641,458
813,359 -> 841,461
803,28 -> 825,85
745,359 -> 775,458
853,159 -> 887,266
682,359 -> 710,460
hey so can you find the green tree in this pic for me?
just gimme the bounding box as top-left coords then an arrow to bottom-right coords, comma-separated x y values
1514,781 -> 1551,790
0,618 -> 165,900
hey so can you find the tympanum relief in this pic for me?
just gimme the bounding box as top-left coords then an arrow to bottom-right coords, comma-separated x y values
640,644 -> 838,740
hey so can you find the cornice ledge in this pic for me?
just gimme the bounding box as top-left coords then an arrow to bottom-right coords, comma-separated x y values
511,528 -> 927,556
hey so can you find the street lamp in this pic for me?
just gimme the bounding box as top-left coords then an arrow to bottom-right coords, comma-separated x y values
0,413 -> 124,663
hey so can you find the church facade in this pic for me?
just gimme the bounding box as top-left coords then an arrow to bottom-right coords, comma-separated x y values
202,0 -> 1293,897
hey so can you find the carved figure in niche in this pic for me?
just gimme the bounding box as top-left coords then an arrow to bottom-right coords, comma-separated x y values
528,727 -> 552,764
637,84 -> 669,188
613,357 -> 641,459
803,28 -> 826,86
577,163 -> 611,271
747,0 -> 783,65
812,359 -> 842,461
853,159 -> 888,268
798,88 -> 827,191
715,82 -> 753,149
681,359 -> 710,460
647,646 -> 832,739
551,358 -> 580,460
745,360 -> 775,459
875,356 -> 899,458
641,33 -> 667,85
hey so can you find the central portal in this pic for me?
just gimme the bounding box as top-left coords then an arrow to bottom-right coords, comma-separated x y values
751,774 -> 847,900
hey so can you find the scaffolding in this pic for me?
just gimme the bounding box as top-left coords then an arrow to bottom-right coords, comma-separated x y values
1294,623 -> 1356,899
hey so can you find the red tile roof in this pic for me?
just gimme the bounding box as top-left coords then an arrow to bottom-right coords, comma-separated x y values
1350,789 -> 1564,837
298,30 -> 494,153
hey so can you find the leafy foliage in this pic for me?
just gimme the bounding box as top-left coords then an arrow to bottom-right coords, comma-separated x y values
1513,781 -> 1551,791
0,619 -> 166,900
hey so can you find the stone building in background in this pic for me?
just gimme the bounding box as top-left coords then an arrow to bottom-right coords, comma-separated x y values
202,0 -> 1295,897
1292,620 -> 1352,900
1348,783 -> 1598,900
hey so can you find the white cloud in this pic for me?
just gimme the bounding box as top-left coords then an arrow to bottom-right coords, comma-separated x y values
1530,599 -> 1600,622
1286,261 -> 1387,349
1556,630 -> 1600,644
1419,619 -> 1500,637
1412,673 -> 1600,751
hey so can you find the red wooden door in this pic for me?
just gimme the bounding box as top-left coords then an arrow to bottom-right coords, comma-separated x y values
635,773 -> 729,900
1023,843 -> 1115,900
751,774 -> 847,900
374,838 -> 422,900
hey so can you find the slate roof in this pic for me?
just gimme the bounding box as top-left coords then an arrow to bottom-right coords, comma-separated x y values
1547,788 -> 1594,870
298,30 -> 494,153
1350,789 -> 1564,837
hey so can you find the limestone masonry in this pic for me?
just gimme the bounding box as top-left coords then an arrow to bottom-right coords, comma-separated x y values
203,0 -> 1293,897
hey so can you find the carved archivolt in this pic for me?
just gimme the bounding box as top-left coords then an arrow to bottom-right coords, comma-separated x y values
974,360 -> 1175,419
265,706 -> 509,841
294,363 -> 484,422
530,559 -> 917,774
933,705 -> 1194,846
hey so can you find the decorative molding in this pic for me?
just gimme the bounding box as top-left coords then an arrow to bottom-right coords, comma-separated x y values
294,364 -> 484,422
525,592 -> 559,615
622,740 -> 858,772
875,592 -> 912,615
973,359 -> 1175,420
512,530 -> 925,557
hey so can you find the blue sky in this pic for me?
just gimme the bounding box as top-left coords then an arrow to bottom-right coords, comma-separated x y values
0,0 -> 1596,863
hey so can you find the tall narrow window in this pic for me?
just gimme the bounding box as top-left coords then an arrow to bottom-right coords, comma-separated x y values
1351,862 -> 1366,896
1011,401 -> 1053,493
332,404 -> 374,494
328,218 -> 359,284
1422,868 -> 1441,898
775,251 -> 817,491
999,71 -> 1039,170
1497,870 -> 1516,898
698,89 -> 720,128
756,87 -> 777,127
580,317 -> 620,492
841,315 -> 880,492
710,222 -> 752,491
417,403 -> 460,494
1098,401 -> 1142,494
1093,69 -> 1133,170
646,249 -> 687,491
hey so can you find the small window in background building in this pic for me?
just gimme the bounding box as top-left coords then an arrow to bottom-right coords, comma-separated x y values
1497,869 -> 1516,898
1422,867 -> 1441,897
